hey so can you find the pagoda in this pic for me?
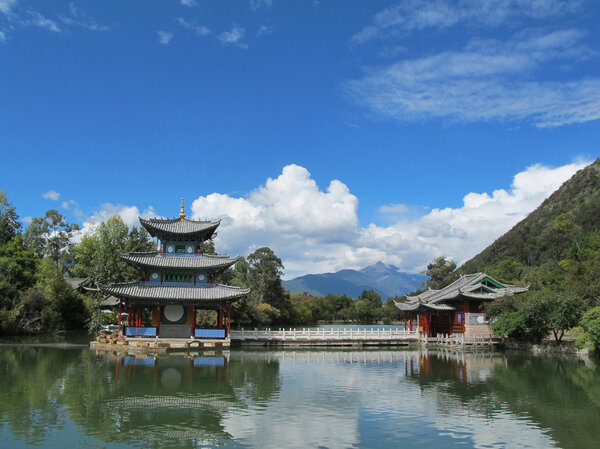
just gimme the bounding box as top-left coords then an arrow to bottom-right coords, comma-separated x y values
101,199 -> 249,341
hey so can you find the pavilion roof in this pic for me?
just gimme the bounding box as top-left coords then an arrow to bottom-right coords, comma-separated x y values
140,217 -> 220,239
120,252 -> 239,270
100,282 -> 249,304
396,272 -> 529,313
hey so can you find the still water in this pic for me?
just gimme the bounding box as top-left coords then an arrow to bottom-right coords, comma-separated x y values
0,345 -> 598,449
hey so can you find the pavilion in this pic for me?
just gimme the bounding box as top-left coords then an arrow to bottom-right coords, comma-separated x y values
395,273 -> 528,339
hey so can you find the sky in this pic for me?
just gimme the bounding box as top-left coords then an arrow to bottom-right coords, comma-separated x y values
1,0 -> 598,278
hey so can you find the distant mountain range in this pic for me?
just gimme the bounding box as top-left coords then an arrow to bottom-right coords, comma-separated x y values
282,262 -> 426,300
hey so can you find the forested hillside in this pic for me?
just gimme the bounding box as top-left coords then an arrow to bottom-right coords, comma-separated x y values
462,158 -> 600,272
456,159 -> 600,349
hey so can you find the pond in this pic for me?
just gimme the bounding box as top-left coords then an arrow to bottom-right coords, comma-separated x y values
0,344 -> 598,448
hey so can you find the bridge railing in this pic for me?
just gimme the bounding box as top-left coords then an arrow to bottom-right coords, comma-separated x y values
230,327 -> 417,341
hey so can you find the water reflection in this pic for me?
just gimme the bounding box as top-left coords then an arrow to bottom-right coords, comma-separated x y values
0,346 -> 599,448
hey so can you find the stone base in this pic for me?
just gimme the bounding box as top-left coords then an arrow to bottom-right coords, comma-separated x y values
464,324 -> 492,339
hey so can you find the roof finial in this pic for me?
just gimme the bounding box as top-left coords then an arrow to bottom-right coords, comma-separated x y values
179,198 -> 186,219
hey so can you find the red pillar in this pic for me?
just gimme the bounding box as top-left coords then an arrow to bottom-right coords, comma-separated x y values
227,304 -> 231,336
409,316 -> 413,334
218,308 -> 223,329
404,317 -> 407,332
156,305 -> 161,336
191,306 -> 196,337
118,301 -> 122,333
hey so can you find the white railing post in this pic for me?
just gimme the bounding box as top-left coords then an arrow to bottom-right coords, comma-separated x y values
241,328 -> 244,340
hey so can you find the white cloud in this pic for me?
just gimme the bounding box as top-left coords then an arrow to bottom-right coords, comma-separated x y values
71,203 -> 159,244
218,24 -> 247,48
352,0 -> 582,44
21,10 -> 60,33
177,17 -> 209,36
42,190 -> 60,201
257,25 -> 272,36
344,30 -> 600,127
180,0 -> 198,6
0,30 -> 5,43
157,30 -> 173,45
61,199 -> 78,210
188,161 -> 589,278
0,0 -> 17,15
250,0 -> 273,11
379,203 -> 409,214
58,3 -> 110,31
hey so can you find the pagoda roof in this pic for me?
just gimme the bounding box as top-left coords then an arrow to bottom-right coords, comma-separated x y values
120,252 -> 239,270
140,217 -> 220,239
396,272 -> 529,313
100,282 -> 249,304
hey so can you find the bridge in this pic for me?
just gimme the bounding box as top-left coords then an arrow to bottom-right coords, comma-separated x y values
230,327 -> 418,346
230,328 -> 497,347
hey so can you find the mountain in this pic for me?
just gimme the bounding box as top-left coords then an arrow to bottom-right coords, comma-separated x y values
283,262 -> 426,300
461,158 -> 600,272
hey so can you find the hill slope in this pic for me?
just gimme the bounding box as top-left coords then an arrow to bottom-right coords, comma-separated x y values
461,158 -> 600,272
283,262 -> 426,299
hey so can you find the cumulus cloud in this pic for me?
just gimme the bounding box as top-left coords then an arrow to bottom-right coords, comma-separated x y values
180,0 -> 198,6
189,161 -> 589,278
71,203 -> 159,244
351,0 -> 582,44
157,30 -> 173,45
42,190 -> 60,201
344,30 -> 600,127
218,24 -> 247,48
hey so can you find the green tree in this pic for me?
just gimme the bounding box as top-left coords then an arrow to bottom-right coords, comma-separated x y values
424,256 -> 459,290
546,292 -> 584,342
0,190 -> 21,247
578,306 -> 600,353
0,235 -> 38,310
72,216 -> 153,285
24,210 -> 78,269
247,247 -> 288,309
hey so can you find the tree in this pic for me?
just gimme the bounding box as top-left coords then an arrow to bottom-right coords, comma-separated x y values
0,235 -> 38,310
72,215 -> 153,285
24,210 -> 78,269
247,247 -> 288,309
0,191 -> 21,247
424,256 -> 459,290
546,292 -> 584,343
577,306 -> 600,353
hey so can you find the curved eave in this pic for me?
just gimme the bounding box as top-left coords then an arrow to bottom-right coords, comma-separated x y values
120,252 -> 239,271
140,217 -> 220,240
99,282 -> 250,303
394,300 -> 455,312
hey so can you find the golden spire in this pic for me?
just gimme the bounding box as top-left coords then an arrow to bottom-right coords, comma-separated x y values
179,198 -> 186,219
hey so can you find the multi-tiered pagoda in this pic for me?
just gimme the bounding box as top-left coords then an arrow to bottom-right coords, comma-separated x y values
101,200 -> 249,340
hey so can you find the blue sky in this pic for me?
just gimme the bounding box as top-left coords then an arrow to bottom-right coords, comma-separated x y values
1,0 -> 598,277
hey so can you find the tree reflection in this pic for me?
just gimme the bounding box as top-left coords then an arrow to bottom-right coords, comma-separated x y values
408,349 -> 600,449
0,347 -> 281,448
